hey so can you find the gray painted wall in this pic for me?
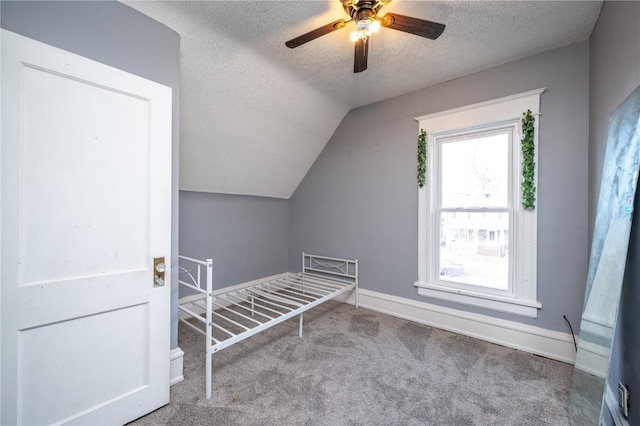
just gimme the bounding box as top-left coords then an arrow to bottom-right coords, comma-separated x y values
290,41 -> 590,333
588,1 -> 640,246
588,2 -> 640,423
1,0 -> 182,348
180,191 -> 289,291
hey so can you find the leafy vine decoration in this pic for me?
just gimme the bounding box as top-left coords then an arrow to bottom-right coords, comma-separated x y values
417,129 -> 427,188
521,110 -> 536,210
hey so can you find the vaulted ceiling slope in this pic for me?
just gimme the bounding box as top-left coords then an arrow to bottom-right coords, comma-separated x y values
124,1 -> 602,199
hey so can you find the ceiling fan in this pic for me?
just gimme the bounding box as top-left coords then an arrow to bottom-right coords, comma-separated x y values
285,0 -> 446,73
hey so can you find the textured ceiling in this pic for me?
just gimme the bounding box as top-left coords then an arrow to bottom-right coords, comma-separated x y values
124,1 -> 602,199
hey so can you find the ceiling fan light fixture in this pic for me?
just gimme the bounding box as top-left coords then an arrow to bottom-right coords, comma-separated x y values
350,18 -> 380,42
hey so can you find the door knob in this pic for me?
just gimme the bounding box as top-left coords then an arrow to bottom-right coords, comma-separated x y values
154,257 -> 166,287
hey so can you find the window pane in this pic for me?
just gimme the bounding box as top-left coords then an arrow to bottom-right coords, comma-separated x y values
440,212 -> 509,290
441,133 -> 509,208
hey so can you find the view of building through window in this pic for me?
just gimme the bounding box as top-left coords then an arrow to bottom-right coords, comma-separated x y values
438,131 -> 510,290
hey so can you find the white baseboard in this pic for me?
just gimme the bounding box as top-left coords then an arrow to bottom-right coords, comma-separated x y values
337,288 -> 577,364
170,347 -> 184,386
605,384 -> 629,426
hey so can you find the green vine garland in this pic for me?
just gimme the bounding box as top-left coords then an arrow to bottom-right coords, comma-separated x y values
417,129 -> 427,188
521,110 -> 536,210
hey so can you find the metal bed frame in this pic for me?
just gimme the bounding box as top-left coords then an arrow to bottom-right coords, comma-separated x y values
177,252 -> 359,399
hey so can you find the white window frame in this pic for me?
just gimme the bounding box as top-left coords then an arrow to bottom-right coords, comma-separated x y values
435,125 -> 514,298
414,89 -> 544,318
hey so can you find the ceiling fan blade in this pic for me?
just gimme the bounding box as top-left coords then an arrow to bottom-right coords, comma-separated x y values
354,37 -> 369,73
381,13 -> 445,39
285,19 -> 347,48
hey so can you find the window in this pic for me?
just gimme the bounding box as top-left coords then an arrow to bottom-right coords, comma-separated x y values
415,89 -> 544,318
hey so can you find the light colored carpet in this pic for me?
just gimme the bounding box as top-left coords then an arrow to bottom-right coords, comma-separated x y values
131,301 -> 599,425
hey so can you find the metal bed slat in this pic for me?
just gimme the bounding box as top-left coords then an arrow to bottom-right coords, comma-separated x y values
179,292 -> 207,305
209,319 -> 237,338
283,275 -> 334,289
279,277 -> 334,295
256,277 -> 302,291
178,305 -> 207,323
238,290 -> 299,314
294,279 -> 344,294
217,294 -> 275,321
269,285 -> 321,302
242,295 -> 296,314
281,274 -> 332,291
222,292 -> 284,318
251,288 -> 305,307
190,299 -> 210,313
253,279 -> 309,300
244,288 -> 302,309
210,300 -> 264,326
286,278 -> 344,294
292,273 -> 342,287
268,277 -> 344,299
257,282 -> 317,305
255,286 -> 312,305
278,281 -> 331,298
289,279 -> 345,295
237,287 -> 295,310
209,308 -> 251,332
178,317 -> 210,339
300,277 -> 353,291
192,299 -> 208,309
261,281 -> 321,301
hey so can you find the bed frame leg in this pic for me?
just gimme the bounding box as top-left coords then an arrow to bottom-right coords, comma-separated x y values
299,313 -> 304,337
355,259 -> 359,308
251,294 -> 255,316
206,258 -> 213,400
206,349 -> 212,400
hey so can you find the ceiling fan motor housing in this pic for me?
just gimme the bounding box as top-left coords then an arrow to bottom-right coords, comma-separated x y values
342,0 -> 387,21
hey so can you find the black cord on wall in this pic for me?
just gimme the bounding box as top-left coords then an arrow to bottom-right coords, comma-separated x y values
563,315 -> 578,351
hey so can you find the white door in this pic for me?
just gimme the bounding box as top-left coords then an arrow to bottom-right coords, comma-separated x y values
1,30 -> 172,425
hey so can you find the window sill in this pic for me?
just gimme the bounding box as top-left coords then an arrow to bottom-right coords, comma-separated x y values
414,281 -> 542,318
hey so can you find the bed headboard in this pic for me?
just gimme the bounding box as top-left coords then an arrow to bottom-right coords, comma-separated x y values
302,252 -> 358,284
